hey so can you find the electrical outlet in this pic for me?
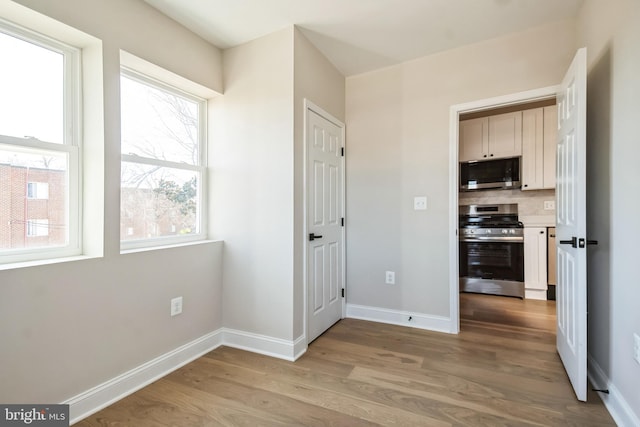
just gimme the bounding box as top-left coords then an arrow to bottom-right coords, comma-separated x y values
544,200 -> 555,210
634,333 -> 640,365
170,296 -> 183,317
413,196 -> 427,211
385,271 -> 395,285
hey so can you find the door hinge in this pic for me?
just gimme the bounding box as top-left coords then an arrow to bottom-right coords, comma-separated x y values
341,217 -> 344,227
341,288 -> 345,298
341,147 -> 344,157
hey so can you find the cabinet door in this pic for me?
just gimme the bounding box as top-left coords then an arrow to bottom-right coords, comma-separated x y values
459,117 -> 488,162
524,227 -> 547,300
488,111 -> 522,159
543,105 -> 558,188
521,108 -> 544,190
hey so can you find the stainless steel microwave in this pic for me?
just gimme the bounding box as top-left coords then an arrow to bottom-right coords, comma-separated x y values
459,157 -> 520,191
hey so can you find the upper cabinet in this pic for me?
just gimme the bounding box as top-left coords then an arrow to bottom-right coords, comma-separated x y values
521,105 -> 557,190
459,111 -> 522,162
459,117 -> 488,162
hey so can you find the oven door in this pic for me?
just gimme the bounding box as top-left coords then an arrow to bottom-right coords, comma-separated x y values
459,239 -> 524,297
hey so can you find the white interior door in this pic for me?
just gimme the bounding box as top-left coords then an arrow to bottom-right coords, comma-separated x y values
556,47 -> 588,401
306,106 -> 344,343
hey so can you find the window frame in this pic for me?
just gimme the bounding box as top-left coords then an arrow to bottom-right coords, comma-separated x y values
119,67 -> 207,251
0,19 -> 81,265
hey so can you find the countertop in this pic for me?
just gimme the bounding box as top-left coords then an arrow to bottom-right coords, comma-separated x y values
520,215 -> 556,228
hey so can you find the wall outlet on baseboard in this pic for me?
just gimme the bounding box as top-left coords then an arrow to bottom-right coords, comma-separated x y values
385,271 -> 395,285
634,333 -> 640,365
171,296 -> 183,317
544,200 -> 555,210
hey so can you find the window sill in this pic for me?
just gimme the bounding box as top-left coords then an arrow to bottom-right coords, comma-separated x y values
0,254 -> 102,272
120,239 -> 223,255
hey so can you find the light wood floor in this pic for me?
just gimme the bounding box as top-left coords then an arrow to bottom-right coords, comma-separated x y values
78,294 -> 614,426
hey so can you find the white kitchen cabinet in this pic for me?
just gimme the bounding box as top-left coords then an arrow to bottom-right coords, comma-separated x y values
459,111 -> 522,162
521,105 -> 557,190
524,227 -> 547,300
488,111 -> 522,159
459,117 -> 488,162
542,105 -> 557,188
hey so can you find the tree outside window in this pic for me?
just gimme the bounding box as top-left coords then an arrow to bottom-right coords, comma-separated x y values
119,70 -> 206,247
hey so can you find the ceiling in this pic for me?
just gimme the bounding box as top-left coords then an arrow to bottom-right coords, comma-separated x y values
144,0 -> 584,76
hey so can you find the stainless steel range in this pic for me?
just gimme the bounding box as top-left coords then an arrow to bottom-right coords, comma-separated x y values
459,204 -> 524,298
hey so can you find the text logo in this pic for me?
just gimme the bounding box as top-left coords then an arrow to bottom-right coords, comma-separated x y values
1,405 -> 68,426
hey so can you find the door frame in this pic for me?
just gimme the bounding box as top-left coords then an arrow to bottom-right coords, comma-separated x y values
448,86 -> 559,333
303,98 -> 346,344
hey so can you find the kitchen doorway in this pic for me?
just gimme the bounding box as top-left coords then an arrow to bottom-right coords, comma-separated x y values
448,85 -> 559,334
450,48 -> 589,402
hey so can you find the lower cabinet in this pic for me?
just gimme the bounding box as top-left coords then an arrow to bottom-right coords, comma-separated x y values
524,227 -> 548,300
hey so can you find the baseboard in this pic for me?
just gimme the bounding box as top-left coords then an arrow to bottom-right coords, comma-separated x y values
65,328 -> 306,424
588,353 -> 640,427
346,303 -> 454,333
524,289 -> 547,300
65,329 -> 224,425
222,328 -> 307,362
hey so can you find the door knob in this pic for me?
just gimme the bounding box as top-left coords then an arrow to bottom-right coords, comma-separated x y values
578,238 -> 599,248
309,233 -> 323,241
559,237 -> 577,248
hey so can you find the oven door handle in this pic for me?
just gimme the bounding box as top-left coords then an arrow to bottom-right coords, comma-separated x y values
459,237 -> 524,243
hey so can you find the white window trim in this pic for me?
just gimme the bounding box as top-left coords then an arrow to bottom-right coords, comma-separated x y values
0,19 -> 82,265
119,67 -> 208,251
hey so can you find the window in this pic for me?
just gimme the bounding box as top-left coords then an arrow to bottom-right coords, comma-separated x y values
120,69 -> 206,249
0,20 -> 80,263
27,220 -> 49,237
27,182 -> 49,200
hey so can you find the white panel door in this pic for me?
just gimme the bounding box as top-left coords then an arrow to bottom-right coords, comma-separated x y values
556,48 -> 588,401
307,107 -> 344,343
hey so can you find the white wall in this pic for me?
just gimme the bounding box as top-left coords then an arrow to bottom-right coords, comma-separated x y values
12,0 -> 223,95
0,0 -> 224,405
211,27 -> 345,346
211,28 -> 296,340
345,20 -> 576,320
293,27 -> 345,339
578,0 -> 640,423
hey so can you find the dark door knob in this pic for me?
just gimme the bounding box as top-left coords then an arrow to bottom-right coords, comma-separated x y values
309,233 -> 323,241
559,237 -> 577,248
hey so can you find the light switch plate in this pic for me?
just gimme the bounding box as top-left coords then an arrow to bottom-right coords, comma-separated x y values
414,196 -> 427,211
544,200 -> 555,210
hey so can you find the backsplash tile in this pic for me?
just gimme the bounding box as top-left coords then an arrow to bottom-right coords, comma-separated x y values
459,188 -> 556,217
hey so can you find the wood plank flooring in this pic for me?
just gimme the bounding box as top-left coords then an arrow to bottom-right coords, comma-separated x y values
78,294 -> 614,426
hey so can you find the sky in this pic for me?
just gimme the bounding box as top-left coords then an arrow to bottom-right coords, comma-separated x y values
0,30 -> 63,144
